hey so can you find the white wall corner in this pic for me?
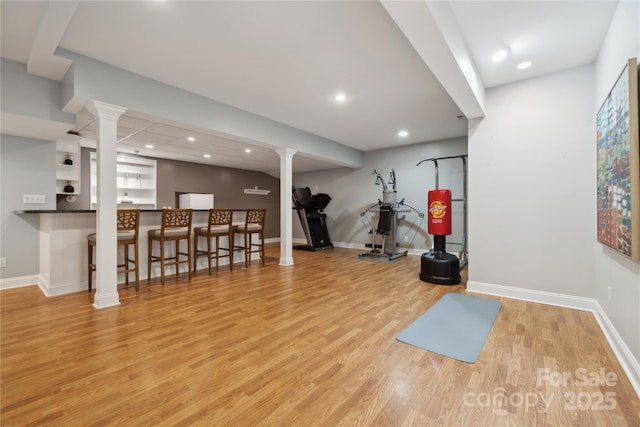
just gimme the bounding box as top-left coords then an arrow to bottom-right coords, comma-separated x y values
467,280 -> 640,399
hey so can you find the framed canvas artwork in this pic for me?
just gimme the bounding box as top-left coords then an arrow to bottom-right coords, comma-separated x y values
596,57 -> 639,261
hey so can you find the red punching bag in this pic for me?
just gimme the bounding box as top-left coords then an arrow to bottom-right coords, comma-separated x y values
428,189 -> 452,236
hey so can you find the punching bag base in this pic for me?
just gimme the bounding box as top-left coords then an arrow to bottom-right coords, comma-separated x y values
419,251 -> 461,285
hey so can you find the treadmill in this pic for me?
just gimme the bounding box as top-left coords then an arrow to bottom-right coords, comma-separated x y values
292,187 -> 333,251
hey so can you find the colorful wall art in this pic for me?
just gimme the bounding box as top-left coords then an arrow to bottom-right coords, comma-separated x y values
596,58 -> 639,261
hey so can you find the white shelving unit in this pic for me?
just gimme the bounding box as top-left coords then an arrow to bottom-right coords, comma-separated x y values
90,152 -> 157,209
56,137 -> 81,195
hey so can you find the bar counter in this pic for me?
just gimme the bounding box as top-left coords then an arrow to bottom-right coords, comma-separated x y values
15,209 -> 226,214
15,209 -> 249,296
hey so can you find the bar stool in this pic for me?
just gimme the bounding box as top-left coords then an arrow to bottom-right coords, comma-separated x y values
88,209 -> 140,291
233,208 -> 266,267
193,209 -> 234,274
147,208 -> 193,285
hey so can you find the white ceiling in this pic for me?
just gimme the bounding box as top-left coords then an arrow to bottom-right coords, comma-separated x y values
0,0 -> 618,174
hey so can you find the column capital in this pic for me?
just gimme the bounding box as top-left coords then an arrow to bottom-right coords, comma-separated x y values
86,100 -> 127,122
275,147 -> 297,160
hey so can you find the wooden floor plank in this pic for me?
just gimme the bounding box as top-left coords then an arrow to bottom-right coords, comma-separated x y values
1,244 -> 638,426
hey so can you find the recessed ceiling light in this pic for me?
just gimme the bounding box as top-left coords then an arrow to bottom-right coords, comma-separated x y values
492,48 -> 509,62
517,61 -> 532,70
334,93 -> 347,103
203,154 -> 211,158
145,144 -> 154,149
398,130 -> 409,138
187,136 -> 195,142
244,148 -> 252,153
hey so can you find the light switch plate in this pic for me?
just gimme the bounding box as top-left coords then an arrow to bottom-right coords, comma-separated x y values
23,194 -> 46,204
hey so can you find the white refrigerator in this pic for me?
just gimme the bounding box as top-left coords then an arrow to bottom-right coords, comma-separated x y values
178,193 -> 214,210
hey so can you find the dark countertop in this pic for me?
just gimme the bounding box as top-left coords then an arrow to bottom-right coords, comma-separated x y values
14,209 -> 236,214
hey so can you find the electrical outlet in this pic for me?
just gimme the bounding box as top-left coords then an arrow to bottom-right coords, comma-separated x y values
0,258 -> 6,268
23,194 -> 46,204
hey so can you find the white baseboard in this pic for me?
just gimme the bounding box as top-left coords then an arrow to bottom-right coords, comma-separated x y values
0,275 -> 40,290
591,300 -> 640,400
332,241 -> 366,250
0,275 -> 78,297
467,280 -> 597,311
406,248 -> 426,257
39,278 -> 86,297
467,280 -> 640,399
333,241 -> 427,257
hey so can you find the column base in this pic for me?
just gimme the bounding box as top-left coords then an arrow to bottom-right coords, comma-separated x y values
93,291 -> 121,309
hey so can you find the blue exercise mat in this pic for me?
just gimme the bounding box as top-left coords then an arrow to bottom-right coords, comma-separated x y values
396,293 -> 502,363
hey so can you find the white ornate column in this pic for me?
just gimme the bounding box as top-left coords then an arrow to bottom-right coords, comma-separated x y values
86,100 -> 127,308
275,148 -> 297,266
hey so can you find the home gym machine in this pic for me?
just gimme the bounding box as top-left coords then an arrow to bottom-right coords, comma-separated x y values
416,155 -> 467,284
359,169 -> 424,261
292,186 -> 333,251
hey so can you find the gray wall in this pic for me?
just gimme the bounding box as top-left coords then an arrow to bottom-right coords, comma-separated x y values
0,135 -> 57,278
293,137 -> 467,252
157,158 -> 280,238
1,58 -> 74,124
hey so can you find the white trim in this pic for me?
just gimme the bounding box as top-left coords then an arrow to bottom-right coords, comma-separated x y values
0,275 -> 83,297
40,280 -> 86,297
405,248 -> 427,257
333,241 -> 427,257
467,280 -> 640,399
279,257 -> 294,266
592,300 -> 640,400
93,292 -> 121,309
0,275 -> 40,290
467,280 -> 597,311
333,241 -> 368,250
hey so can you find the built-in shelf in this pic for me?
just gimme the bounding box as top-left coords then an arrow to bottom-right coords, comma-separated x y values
55,136 -> 81,195
90,152 -> 157,209
244,187 -> 271,196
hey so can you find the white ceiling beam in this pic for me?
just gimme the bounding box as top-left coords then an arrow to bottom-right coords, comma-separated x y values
381,0 -> 485,119
27,1 -> 79,81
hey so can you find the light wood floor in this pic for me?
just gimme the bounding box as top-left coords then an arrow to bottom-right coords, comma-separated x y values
1,245 -> 638,426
